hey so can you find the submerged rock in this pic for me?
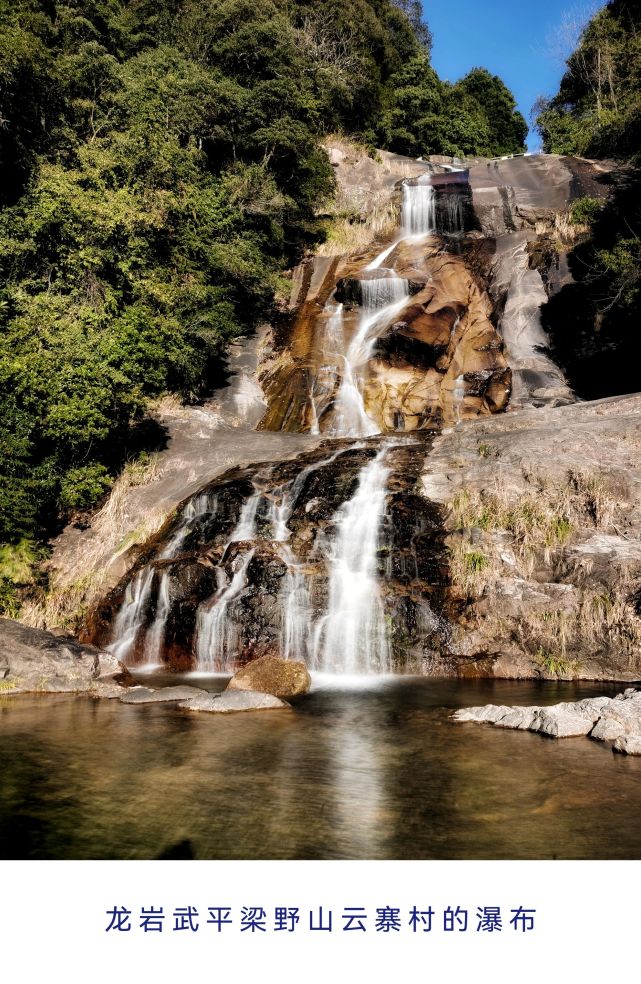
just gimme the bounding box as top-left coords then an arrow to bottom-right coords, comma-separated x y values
119,685 -> 209,704
0,617 -> 127,696
179,690 -> 290,713
227,656 -> 311,700
453,689 -> 641,754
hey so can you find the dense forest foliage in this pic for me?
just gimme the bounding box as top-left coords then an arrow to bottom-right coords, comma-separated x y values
536,0 -> 641,400
0,0 -> 527,607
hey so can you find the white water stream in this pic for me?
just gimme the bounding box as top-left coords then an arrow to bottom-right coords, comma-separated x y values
312,448 -> 391,674
107,566 -> 155,663
329,278 -> 410,438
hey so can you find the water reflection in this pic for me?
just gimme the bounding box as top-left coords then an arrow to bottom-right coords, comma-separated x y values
0,677 -> 640,860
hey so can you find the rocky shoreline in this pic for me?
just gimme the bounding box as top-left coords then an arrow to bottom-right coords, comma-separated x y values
453,689 -> 641,754
0,619 -> 309,713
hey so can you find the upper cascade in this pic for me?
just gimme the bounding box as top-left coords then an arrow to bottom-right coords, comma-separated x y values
257,166 -> 510,436
401,179 -> 436,237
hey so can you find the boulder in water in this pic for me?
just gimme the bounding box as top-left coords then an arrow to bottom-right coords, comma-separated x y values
227,656 -> 311,700
179,690 -> 290,713
119,686 -> 209,704
0,617 -> 127,696
453,690 -> 641,752
613,736 -> 641,756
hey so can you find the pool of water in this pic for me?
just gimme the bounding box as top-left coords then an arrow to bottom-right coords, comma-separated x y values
1,676 -> 640,859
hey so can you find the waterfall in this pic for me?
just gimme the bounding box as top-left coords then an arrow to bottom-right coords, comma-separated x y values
365,241 -> 398,272
230,491 -> 261,542
195,550 -> 255,672
329,278 -> 410,438
273,449 -> 347,658
161,493 -> 218,559
325,302 -> 345,355
280,548 -> 312,661
107,566 -> 155,664
402,180 -> 435,237
312,449 -> 391,674
439,194 -> 465,235
145,569 -> 171,666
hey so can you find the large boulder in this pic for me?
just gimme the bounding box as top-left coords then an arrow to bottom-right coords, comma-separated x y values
227,656 -> 311,700
179,691 -> 290,714
0,617 -> 127,696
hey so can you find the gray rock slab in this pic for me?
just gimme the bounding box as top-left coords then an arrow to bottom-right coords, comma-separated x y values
613,736 -> 641,755
452,704 -> 512,724
119,686 -> 209,704
493,707 -> 538,730
0,617 -> 127,695
179,690 -> 290,714
536,709 -> 595,738
453,689 -> 641,754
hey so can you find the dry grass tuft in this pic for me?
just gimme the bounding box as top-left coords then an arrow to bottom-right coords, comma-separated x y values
448,468 -> 618,579
22,452 -> 168,632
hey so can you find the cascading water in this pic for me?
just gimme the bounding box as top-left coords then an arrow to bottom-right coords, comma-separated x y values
102,166 -> 462,677
312,448 -> 391,674
329,277 -> 410,438
365,241 -> 399,272
145,570 -> 171,666
195,550 -> 256,672
107,566 -> 155,662
402,179 -> 436,237
161,493 -> 218,559
230,491 -> 261,542
102,437 -> 443,676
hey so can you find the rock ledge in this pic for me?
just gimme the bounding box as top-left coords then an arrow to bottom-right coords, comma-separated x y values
453,689 -> 641,754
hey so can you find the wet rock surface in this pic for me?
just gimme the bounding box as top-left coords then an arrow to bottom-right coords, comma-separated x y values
178,691 -> 290,714
88,439 -> 450,675
118,686 -> 209,704
0,618 -> 127,696
453,688 -> 641,753
227,656 -> 311,699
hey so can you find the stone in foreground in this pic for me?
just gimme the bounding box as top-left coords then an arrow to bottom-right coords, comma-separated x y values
227,656 -> 311,700
119,686 -> 209,704
453,690 -> 641,756
179,690 -> 291,713
0,617 -> 126,696
613,736 -> 641,756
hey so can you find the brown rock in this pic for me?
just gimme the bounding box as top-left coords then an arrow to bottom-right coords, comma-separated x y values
227,656 -> 311,700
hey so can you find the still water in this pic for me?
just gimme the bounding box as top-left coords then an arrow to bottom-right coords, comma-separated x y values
1,676 -> 640,859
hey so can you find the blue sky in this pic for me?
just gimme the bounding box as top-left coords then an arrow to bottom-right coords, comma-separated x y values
424,0 -> 605,150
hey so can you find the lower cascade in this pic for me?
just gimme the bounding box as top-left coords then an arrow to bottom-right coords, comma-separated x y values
95,441 -> 447,675
312,448 -> 392,674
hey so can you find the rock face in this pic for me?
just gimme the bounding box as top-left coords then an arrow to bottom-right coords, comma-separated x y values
0,617 -> 126,696
87,440 -> 448,675
453,689 -> 641,754
227,656 -> 311,699
178,691 -> 290,714
422,392 -> 641,681
258,180 -> 511,435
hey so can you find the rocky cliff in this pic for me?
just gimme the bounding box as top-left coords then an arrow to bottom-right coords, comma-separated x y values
23,141 -> 640,683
